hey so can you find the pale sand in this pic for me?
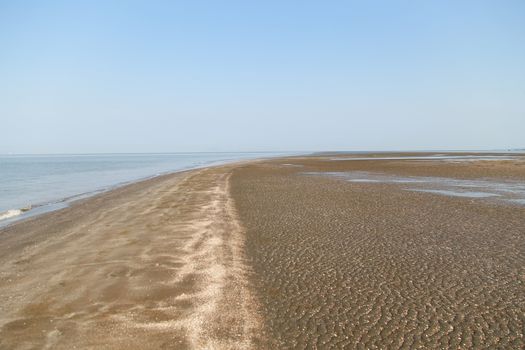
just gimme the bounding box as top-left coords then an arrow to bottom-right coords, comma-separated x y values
0,165 -> 263,349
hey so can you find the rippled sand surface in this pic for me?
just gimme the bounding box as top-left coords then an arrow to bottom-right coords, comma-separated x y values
231,153 -> 525,348
0,166 -> 262,349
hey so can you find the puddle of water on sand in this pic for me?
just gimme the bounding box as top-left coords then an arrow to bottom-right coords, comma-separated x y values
330,155 -> 522,162
390,179 -> 427,184
304,171 -> 525,206
408,189 -> 500,198
348,179 -> 381,183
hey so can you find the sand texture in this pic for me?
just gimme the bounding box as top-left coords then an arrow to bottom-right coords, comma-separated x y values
0,166 -> 262,349
1,153 -> 524,349
231,154 -> 525,349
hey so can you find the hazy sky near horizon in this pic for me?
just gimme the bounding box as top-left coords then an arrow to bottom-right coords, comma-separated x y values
1,1 -> 524,154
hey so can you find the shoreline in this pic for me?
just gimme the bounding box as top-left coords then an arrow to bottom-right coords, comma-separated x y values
0,168 -> 191,230
0,155 -> 283,230
0,161 -> 266,349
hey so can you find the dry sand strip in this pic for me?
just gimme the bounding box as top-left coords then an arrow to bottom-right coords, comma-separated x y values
231,155 -> 525,349
0,165 -> 263,349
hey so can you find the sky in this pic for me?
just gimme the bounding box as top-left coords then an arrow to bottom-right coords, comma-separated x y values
1,0 -> 524,154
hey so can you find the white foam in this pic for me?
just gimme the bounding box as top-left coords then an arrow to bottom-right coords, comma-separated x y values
0,209 -> 23,221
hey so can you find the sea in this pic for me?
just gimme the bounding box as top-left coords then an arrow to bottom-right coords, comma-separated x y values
0,152 -> 286,227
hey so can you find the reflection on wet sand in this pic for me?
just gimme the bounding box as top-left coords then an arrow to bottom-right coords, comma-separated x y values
306,171 -> 525,205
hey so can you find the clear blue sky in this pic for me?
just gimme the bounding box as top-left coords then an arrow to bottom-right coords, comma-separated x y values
1,0 -> 524,153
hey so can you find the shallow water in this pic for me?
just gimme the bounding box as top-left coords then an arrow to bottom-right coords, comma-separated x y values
330,155 -> 522,162
281,163 -> 303,167
348,179 -> 380,183
408,189 -> 500,198
0,152 -> 285,226
304,171 -> 525,206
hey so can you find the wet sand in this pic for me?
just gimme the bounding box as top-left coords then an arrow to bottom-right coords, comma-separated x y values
0,165 -> 263,349
1,153 -> 524,349
231,153 -> 525,348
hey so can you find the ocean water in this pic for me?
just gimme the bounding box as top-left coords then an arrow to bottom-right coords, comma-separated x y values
0,152 -> 282,226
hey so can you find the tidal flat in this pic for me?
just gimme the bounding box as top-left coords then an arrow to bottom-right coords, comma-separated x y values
231,152 -> 525,348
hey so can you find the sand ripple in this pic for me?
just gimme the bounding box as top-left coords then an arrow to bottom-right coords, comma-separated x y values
232,161 -> 525,349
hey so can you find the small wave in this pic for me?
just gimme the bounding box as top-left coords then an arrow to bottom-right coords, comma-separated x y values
0,205 -> 31,221
0,209 -> 23,221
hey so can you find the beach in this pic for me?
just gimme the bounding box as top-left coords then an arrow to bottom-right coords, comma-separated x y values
1,153 -> 524,348
0,164 -> 263,349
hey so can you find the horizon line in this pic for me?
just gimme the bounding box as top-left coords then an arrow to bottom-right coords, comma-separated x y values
1,148 -> 524,156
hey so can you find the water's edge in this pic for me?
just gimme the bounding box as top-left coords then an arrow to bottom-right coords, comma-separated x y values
0,155 -> 286,229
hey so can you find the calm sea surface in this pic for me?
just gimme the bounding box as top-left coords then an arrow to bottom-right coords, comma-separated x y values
0,152 -> 284,225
